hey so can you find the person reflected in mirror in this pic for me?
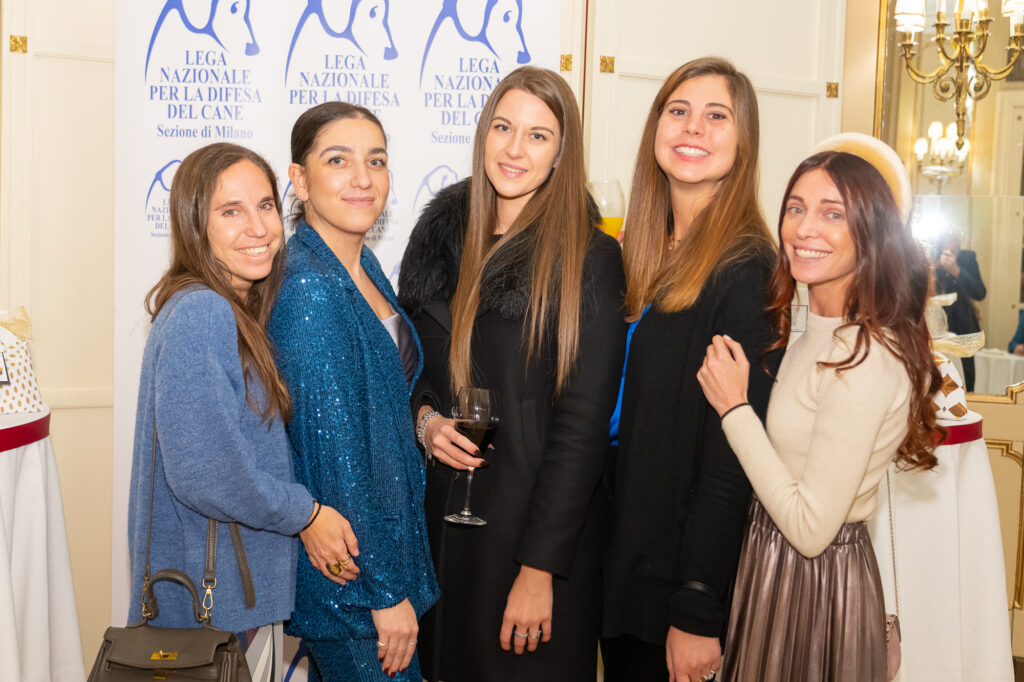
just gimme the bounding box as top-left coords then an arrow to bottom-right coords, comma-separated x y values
932,231 -> 986,391
1009,309 -> 1024,356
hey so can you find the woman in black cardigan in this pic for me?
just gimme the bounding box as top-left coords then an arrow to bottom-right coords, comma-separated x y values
601,57 -> 779,682
398,67 -> 625,681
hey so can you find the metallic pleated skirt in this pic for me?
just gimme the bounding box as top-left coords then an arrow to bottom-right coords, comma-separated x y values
722,500 -> 887,682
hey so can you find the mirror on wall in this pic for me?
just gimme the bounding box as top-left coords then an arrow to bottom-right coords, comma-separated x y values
876,0 -> 1024,395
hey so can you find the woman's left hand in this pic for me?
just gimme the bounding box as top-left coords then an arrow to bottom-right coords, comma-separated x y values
666,627 -> 722,682
697,334 -> 750,418
371,597 -> 419,676
499,565 -> 553,654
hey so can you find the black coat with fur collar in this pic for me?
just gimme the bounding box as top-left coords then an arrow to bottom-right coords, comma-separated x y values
397,179 -> 626,682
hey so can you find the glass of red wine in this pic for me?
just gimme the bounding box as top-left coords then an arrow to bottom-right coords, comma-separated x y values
444,387 -> 499,527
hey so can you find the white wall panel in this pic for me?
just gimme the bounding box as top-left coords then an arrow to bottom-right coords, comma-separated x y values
586,0 -> 845,222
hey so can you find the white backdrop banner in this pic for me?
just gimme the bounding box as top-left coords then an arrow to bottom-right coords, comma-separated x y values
114,1 -> 559,676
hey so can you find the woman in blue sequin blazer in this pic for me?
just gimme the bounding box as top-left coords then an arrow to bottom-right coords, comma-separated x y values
268,103 -> 439,681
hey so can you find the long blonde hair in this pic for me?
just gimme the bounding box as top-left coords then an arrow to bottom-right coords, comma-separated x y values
622,57 -> 773,320
146,143 -> 291,423
449,66 -> 591,394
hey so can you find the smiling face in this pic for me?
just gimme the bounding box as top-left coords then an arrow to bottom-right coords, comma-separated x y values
654,74 -> 738,201
781,168 -> 858,316
206,159 -> 283,297
483,88 -> 560,224
290,116 -> 389,240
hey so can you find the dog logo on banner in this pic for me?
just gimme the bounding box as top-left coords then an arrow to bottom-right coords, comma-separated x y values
284,0 -> 401,112
420,0 -> 531,86
145,160 -> 181,237
413,165 -> 459,220
285,0 -> 398,82
145,0 -> 259,78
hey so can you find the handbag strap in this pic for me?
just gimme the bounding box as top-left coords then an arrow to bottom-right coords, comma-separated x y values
885,467 -> 901,617
142,421 -> 257,622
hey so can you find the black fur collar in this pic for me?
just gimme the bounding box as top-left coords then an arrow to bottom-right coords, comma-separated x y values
397,178 -> 601,322
398,179 -> 533,321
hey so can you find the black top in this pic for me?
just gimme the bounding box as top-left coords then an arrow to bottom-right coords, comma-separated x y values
934,249 -> 986,335
603,255 -> 781,644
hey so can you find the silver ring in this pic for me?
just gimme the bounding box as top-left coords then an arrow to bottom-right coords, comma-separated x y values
376,640 -> 386,648
514,631 -> 529,639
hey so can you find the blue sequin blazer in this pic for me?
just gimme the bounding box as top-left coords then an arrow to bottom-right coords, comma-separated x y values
268,221 -> 439,641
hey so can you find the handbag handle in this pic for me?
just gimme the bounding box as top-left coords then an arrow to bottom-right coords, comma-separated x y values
140,416 -> 257,622
141,568 -> 207,624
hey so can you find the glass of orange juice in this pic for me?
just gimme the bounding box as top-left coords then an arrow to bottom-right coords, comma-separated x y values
589,180 -> 625,240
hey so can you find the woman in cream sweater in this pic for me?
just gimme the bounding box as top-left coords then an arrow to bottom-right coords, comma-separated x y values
698,146 -> 942,681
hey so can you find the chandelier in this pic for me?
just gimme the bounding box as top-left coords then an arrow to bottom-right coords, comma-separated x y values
913,121 -> 969,190
895,0 -> 1024,150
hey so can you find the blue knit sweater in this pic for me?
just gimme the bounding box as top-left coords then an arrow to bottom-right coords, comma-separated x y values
127,288 -> 314,630
269,221 -> 439,641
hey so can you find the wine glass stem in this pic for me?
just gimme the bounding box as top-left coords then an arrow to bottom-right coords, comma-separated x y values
460,467 -> 476,516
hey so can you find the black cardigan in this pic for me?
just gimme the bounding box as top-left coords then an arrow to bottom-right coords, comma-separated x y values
603,254 -> 781,643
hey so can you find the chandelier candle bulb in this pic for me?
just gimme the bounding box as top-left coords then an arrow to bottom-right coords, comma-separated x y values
896,0 -> 927,31
1004,0 -> 1024,16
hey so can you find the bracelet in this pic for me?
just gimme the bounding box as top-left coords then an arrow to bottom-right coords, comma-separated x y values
416,410 -> 442,455
301,499 -> 321,533
721,402 -> 750,420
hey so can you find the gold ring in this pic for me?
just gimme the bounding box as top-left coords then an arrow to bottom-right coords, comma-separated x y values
376,640 -> 387,648
339,555 -> 352,568
326,561 -> 342,576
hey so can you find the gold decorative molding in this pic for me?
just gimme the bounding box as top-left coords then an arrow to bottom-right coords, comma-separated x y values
873,0 -> 889,139
560,54 -> 572,72
9,35 -> 27,53
986,439 -> 1024,609
826,82 -> 839,98
967,380 -> 1024,405
600,55 -> 615,73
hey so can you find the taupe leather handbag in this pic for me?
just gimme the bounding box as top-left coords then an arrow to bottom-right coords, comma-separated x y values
87,425 -> 254,682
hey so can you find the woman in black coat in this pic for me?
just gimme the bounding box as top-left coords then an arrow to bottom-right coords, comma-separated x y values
601,57 -> 779,682
398,67 -> 625,682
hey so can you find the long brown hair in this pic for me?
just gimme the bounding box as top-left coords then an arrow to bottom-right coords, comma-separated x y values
146,142 -> 291,423
449,66 -> 592,393
621,57 -> 774,320
765,151 -> 941,470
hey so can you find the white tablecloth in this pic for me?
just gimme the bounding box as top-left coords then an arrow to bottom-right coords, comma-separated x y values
973,348 -> 1024,394
0,409 -> 85,681
866,412 -> 1013,682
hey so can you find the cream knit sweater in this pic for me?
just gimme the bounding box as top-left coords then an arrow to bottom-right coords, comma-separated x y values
721,312 -> 911,557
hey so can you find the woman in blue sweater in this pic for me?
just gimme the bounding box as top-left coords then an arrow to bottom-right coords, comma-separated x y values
268,102 -> 439,681
128,142 -> 356,680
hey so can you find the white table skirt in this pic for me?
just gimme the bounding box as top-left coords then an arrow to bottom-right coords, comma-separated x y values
0,409 -> 85,682
866,412 -> 1013,682
973,348 -> 1024,394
